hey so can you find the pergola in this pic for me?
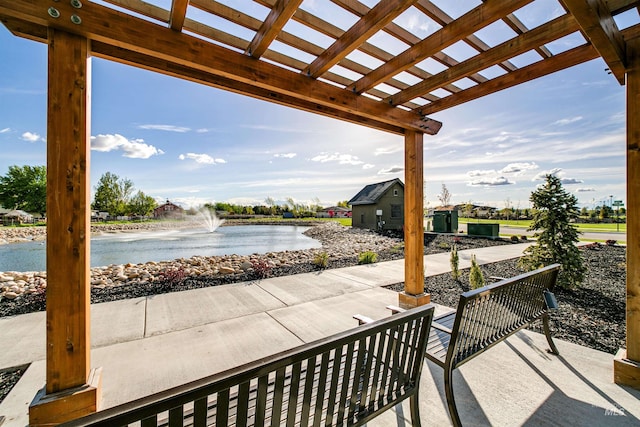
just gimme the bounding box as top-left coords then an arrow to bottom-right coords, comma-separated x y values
0,0 -> 638,424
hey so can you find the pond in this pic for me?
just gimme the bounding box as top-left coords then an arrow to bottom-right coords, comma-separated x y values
0,225 -> 320,272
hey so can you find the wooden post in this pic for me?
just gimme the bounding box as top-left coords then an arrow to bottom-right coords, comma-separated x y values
615,37 -> 640,390
399,130 -> 430,308
29,29 -> 102,426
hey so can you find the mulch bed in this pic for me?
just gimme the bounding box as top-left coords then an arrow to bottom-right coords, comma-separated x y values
385,243 -> 626,355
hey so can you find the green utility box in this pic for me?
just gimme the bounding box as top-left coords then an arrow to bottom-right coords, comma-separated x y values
467,223 -> 500,238
432,210 -> 458,233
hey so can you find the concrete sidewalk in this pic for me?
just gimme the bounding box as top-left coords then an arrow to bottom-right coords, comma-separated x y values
1,242 -> 639,426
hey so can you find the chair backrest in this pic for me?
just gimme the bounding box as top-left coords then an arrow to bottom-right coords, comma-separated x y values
447,264 -> 560,368
62,304 -> 435,427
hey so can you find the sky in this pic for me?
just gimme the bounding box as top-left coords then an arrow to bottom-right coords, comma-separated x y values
0,2 -> 635,211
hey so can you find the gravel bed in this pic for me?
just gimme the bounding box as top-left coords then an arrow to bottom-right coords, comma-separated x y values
385,243 -> 626,355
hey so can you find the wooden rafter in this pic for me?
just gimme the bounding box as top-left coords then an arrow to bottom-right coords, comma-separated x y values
561,0 -> 627,84
389,13 -> 579,106
246,0 -> 303,58
0,0 -> 441,134
347,0 -> 534,94
606,0 -> 640,14
419,44 -> 599,114
415,0 -> 518,72
169,0 -> 189,31
303,0 -> 418,78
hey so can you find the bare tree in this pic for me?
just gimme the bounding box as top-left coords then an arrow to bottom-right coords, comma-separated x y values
437,183 -> 451,207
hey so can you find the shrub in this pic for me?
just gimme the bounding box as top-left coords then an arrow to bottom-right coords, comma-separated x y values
358,251 -> 378,264
390,243 -> 404,254
605,239 -> 617,246
510,235 -> 519,242
469,255 -> 485,290
450,245 -> 460,281
158,266 -> 186,291
313,251 -> 329,268
251,259 -> 272,279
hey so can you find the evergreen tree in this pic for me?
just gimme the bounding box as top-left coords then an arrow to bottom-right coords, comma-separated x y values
518,174 -> 584,288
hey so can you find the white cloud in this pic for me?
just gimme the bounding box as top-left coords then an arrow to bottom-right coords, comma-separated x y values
138,124 -> 190,132
576,187 -> 596,192
561,177 -> 584,184
21,131 -> 42,142
500,162 -> 539,175
179,153 -> 226,164
310,152 -> 363,165
532,168 -> 563,181
362,164 -> 375,170
196,128 -> 209,133
0,127 -> 10,133
378,166 -> 404,175
273,153 -> 297,159
467,169 -> 496,177
553,116 -> 583,126
91,134 -> 164,159
468,176 -> 514,187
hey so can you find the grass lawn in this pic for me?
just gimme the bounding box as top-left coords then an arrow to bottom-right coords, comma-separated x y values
458,217 -> 626,233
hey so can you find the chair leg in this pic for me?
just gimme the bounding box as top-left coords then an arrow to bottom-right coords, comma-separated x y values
444,366 -> 462,427
542,314 -> 559,355
410,390 -> 422,427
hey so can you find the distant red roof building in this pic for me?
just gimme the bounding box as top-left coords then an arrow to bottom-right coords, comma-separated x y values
153,200 -> 184,219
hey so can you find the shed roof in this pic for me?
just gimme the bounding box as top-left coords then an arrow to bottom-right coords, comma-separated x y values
349,178 -> 404,206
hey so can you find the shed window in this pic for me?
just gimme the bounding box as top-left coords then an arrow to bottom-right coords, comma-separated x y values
360,213 -> 365,225
391,204 -> 401,218
393,189 -> 399,196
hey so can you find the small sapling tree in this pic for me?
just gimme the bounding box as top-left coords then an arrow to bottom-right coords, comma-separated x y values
450,245 -> 460,280
469,254 -> 485,289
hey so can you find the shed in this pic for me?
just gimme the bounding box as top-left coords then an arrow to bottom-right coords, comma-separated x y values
348,178 -> 404,231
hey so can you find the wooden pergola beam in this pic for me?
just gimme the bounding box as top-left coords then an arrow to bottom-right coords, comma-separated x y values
246,0 -> 303,58
614,36 -> 640,390
419,44 -> 599,115
303,0 -> 418,78
347,0 -> 534,94
0,0 -> 441,135
560,0 -> 627,84
169,0 -> 189,31
388,13 -> 579,106
28,28 -> 101,426
399,130 -> 429,309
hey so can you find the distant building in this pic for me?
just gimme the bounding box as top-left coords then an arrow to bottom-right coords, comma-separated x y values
153,200 -> 185,219
2,209 -> 34,225
316,206 -> 352,218
348,178 -> 404,231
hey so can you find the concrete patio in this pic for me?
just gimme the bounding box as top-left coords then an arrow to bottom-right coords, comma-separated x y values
1,242 -> 638,426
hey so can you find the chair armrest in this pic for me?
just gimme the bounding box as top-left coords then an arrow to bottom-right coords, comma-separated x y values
432,322 -> 453,334
386,305 -> 406,314
353,314 -> 375,325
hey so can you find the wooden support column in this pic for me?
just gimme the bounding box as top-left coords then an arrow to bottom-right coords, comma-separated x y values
29,29 -> 101,426
399,130 -> 430,308
615,37 -> 640,390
